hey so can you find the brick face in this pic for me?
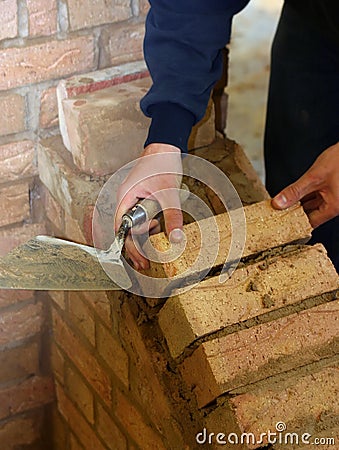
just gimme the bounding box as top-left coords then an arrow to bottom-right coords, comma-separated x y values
0,36 -> 95,90
0,0 -> 17,41
96,402 -> 127,450
27,0 -> 57,37
68,0 -> 132,30
99,20 -> 145,67
0,93 -> 26,136
0,223 -> 46,256
0,182 -> 30,227
0,342 -> 39,384
68,293 -> 96,346
0,413 -> 42,449
0,141 -> 36,183
40,86 -> 59,129
0,302 -> 43,346
65,366 -> 94,424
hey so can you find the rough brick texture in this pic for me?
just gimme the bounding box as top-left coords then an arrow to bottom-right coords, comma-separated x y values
159,244 -> 339,359
0,36 -> 95,90
27,0 -> 58,37
0,0 -> 17,41
0,93 -> 26,136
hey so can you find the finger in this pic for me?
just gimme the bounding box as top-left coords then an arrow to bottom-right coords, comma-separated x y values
272,172 -> 318,210
302,196 -> 322,212
124,235 -> 150,270
115,190 -> 139,231
307,206 -> 337,228
153,188 -> 184,241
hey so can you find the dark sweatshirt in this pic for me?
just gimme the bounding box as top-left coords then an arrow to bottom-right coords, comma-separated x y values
140,0 -> 338,153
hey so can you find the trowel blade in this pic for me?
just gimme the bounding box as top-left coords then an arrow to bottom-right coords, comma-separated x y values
0,236 -> 132,291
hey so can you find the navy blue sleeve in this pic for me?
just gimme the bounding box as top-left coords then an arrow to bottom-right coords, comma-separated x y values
140,0 -> 249,152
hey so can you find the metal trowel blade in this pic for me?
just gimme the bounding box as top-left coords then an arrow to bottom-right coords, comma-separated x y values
0,235 -> 132,291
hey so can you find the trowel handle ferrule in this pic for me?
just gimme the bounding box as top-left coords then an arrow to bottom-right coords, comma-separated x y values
122,184 -> 190,229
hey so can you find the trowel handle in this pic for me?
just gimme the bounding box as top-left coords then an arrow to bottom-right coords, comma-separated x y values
123,184 -> 190,228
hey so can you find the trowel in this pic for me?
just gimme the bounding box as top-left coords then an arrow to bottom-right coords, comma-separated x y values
0,193 -> 185,291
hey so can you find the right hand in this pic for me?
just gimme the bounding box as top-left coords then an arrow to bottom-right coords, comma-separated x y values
115,143 -> 184,270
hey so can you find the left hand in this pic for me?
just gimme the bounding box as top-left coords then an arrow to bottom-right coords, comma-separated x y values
272,142 -> 339,228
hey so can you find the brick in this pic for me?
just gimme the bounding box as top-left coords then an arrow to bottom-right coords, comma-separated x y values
68,0 -> 131,31
0,141 -> 36,182
51,342 -> 65,384
187,99 -> 215,150
42,186 -> 64,231
0,375 -> 54,420
69,293 -> 95,346
190,138 -> 269,206
158,244 -> 339,359
0,182 -> 30,227
40,86 -> 59,128
27,0 -> 57,36
0,413 -> 42,449
0,93 -> 26,136
96,402 -> 127,450
70,434 -> 85,450
51,407 -> 69,450
0,36 -> 95,90
64,211 -> 87,244
49,291 -> 66,310
0,289 -> 33,309
65,366 -> 94,424
0,223 -> 46,257
81,291 -> 112,327
0,0 -> 17,41
38,135 -> 104,224
230,365 -> 339,449
0,302 -> 43,346
56,382 -> 107,450
144,200 -> 312,289
52,308 -> 112,406
96,321 -> 129,387
99,20 -> 145,67
115,390 -> 166,450
62,77 -> 151,175
181,300 -> 339,407
0,342 -> 39,384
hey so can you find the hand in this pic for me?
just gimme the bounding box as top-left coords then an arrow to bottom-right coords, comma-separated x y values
115,143 -> 184,270
272,142 -> 339,228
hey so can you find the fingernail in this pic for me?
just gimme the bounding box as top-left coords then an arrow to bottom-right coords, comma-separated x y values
169,228 -> 184,243
274,194 -> 288,208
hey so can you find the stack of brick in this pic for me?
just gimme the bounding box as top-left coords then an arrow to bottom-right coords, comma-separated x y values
41,63 -> 338,448
0,1 -> 149,447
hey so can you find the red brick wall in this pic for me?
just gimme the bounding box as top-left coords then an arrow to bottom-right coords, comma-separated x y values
0,1 -> 147,448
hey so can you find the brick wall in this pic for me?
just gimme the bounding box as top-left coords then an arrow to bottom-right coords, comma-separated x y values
0,1 -> 147,448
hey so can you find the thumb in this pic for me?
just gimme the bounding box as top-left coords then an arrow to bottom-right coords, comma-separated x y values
272,172 -> 315,210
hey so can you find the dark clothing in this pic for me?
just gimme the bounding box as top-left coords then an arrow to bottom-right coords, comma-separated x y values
141,0 -> 339,270
141,0 -> 250,153
265,1 -> 339,271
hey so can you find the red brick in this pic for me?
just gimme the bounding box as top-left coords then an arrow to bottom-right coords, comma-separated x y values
0,182 -> 30,227
51,342 -> 65,384
0,375 -> 54,420
52,308 -> 112,406
99,21 -> 145,67
96,402 -> 127,450
158,244 -> 339,359
69,293 -> 95,346
181,300 -> 339,407
0,36 -> 95,90
0,223 -> 46,257
68,0 -> 131,31
56,382 -> 107,450
65,366 -> 94,424
40,86 -> 59,128
49,291 -> 66,310
0,342 -> 39,384
0,141 -> 37,183
96,321 -> 129,387
70,434 -> 85,450
0,93 -> 26,136
0,413 -> 42,449
42,187 -> 64,231
115,390 -> 166,450
0,302 -> 43,346
27,0 -> 57,37
0,289 -> 34,309
0,0 -> 17,41
230,365 -> 339,449
64,211 -> 87,244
